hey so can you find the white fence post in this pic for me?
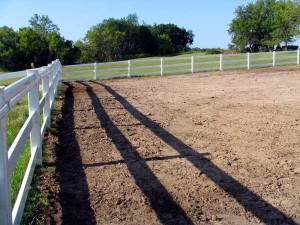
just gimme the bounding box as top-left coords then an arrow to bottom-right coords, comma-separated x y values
27,69 -> 42,165
247,52 -> 250,70
273,51 -> 276,67
220,54 -> 223,71
0,86 -> 12,225
160,58 -> 164,76
53,61 -> 59,97
297,50 -> 300,66
191,56 -> 195,73
48,63 -> 54,110
128,60 -> 131,77
42,67 -> 51,129
94,62 -> 98,80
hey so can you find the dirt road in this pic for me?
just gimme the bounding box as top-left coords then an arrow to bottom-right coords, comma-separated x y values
44,66 -> 300,225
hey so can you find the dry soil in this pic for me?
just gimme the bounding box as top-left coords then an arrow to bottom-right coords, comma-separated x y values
43,66 -> 300,225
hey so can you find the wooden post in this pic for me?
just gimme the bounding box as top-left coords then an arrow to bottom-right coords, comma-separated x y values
220,54 -> 223,71
94,62 -> 98,80
297,50 -> 300,66
27,69 -> 42,165
42,67 -> 50,128
0,86 -> 12,225
128,60 -> 131,77
273,51 -> 276,67
191,56 -> 195,73
247,52 -> 250,70
160,58 -> 164,76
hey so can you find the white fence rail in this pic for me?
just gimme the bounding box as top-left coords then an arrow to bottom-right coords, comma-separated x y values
61,50 -> 300,81
0,59 -> 62,225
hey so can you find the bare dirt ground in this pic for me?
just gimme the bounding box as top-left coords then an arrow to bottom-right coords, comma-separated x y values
43,66 -> 300,225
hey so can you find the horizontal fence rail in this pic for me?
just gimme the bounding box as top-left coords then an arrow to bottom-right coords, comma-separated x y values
0,60 -> 62,225
59,50 -> 300,81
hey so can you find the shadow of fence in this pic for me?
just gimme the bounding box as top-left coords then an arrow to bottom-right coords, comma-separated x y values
55,82 -> 96,225
91,81 -> 296,225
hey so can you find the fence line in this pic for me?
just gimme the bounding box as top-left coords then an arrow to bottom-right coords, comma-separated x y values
0,59 -> 62,225
59,50 -> 300,81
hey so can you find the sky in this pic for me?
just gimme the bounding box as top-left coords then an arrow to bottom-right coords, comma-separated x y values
0,0 -> 298,48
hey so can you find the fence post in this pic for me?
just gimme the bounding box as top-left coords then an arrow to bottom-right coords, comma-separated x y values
191,56 -> 195,73
52,61 -> 58,97
0,86 -> 12,225
273,51 -> 276,67
247,52 -> 250,70
94,62 -> 98,80
297,50 -> 300,66
220,54 -> 223,71
48,64 -> 54,110
27,69 -> 42,165
160,58 -> 164,76
128,60 -> 131,77
42,67 -> 51,129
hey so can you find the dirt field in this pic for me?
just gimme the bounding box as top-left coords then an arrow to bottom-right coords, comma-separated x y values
44,66 -> 300,225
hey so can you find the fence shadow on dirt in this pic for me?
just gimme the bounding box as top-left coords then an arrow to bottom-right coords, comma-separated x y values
55,82 -> 96,224
91,81 -> 297,225
80,82 -> 194,225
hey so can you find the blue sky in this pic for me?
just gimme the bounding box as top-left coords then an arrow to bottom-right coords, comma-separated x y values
0,0 -> 297,48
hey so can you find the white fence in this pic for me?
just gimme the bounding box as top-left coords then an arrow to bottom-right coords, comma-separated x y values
62,50 -> 300,81
0,60 -> 62,225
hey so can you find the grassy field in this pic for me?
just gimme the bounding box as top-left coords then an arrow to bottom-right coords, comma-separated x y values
62,50 -> 298,80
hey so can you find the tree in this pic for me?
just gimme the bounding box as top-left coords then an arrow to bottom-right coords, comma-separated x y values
28,14 -> 79,65
157,34 -> 173,55
0,26 -> 21,70
17,27 -> 49,68
151,24 -> 194,53
272,0 -> 300,50
29,14 -> 60,35
48,32 -> 80,65
228,0 -> 276,52
228,0 -> 300,52
77,14 -> 194,62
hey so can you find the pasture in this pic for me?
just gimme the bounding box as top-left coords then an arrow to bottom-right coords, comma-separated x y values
43,66 -> 300,224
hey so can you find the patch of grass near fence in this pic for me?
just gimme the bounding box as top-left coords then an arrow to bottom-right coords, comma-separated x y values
0,77 -> 23,86
21,87 -> 63,225
7,97 -> 30,205
8,92 -> 45,212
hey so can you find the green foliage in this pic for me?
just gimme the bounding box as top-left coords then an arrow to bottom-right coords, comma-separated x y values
272,0 -> 300,49
151,23 -> 194,53
0,14 -> 79,71
29,14 -> 60,35
157,34 -> 173,55
0,27 -> 21,70
48,33 -> 80,65
77,14 -> 194,62
228,0 -> 300,52
18,27 -> 50,68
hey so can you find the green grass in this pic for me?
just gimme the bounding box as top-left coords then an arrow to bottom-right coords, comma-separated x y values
6,97 -> 31,205
21,88 -> 63,225
4,89 -> 47,224
61,50 -> 299,80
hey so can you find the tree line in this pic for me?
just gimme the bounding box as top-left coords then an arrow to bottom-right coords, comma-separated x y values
0,14 -> 80,71
0,13 -> 194,71
76,14 -> 194,63
228,0 -> 300,52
